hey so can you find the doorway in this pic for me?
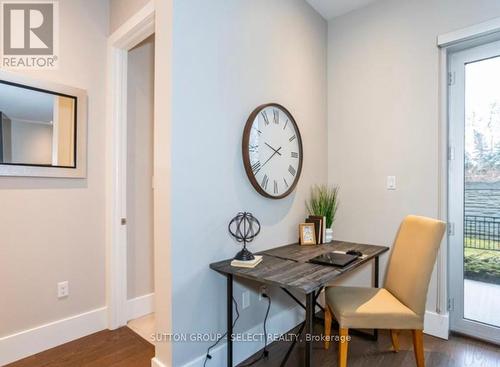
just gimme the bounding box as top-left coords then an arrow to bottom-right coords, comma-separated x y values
125,35 -> 156,342
106,2 -> 156,333
449,39 -> 500,344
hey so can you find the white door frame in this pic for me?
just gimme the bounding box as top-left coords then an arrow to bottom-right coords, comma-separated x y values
448,40 -> 500,344
437,18 -> 500,343
106,2 -> 155,329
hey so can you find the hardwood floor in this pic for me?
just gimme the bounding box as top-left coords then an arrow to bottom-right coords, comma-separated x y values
5,327 -> 154,367
238,326 -> 500,367
4,323 -> 499,367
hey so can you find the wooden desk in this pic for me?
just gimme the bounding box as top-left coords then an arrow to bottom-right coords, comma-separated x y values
210,240 -> 389,367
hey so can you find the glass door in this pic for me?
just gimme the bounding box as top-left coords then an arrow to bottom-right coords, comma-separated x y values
449,40 -> 500,343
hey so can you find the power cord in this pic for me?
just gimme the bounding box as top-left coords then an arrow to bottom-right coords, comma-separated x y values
203,297 -> 240,367
203,291 -> 272,367
239,292 -> 271,367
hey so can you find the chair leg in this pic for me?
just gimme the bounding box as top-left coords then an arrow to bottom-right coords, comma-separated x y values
339,328 -> 349,367
412,330 -> 425,367
324,305 -> 332,350
390,329 -> 400,352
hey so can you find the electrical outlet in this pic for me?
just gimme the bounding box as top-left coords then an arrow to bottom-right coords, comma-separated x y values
242,291 -> 250,309
57,281 -> 69,299
259,285 -> 267,301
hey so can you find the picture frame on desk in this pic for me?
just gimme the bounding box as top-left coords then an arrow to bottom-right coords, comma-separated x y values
299,223 -> 316,245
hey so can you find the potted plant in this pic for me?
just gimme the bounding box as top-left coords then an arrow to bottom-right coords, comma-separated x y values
306,185 -> 339,243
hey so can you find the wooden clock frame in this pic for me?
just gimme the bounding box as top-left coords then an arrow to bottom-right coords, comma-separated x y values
242,103 -> 303,199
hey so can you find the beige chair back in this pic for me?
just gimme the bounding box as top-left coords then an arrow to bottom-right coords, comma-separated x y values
384,215 -> 446,318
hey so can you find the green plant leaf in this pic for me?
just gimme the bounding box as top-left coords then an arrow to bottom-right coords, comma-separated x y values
306,184 -> 340,228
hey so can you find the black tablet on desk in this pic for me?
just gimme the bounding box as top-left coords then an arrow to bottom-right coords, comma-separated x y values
309,252 -> 358,267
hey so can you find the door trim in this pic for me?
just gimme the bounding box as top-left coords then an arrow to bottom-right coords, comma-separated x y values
438,16 -> 500,48
106,2 -> 155,330
438,46 -> 450,319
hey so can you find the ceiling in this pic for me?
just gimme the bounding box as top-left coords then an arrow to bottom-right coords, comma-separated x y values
0,83 -> 54,123
306,0 -> 379,20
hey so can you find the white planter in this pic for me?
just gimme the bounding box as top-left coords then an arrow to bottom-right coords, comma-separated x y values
325,228 -> 333,243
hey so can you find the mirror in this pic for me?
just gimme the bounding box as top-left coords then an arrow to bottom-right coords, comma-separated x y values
0,81 -> 77,168
0,71 -> 87,178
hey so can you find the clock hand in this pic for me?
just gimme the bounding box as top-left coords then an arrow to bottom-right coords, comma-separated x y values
260,147 -> 282,170
265,142 -> 282,156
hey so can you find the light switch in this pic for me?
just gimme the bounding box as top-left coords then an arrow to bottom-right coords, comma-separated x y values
387,176 -> 396,190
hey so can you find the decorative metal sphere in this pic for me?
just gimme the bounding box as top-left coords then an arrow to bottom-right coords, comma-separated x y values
228,212 -> 261,244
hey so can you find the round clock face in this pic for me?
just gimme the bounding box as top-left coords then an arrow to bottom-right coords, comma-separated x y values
242,104 -> 303,199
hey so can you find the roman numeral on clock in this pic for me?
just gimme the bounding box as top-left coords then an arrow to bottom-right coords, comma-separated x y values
251,161 -> 261,174
261,174 -> 269,189
283,177 -> 289,188
289,135 -> 296,142
274,180 -> 278,194
249,144 -> 259,153
273,109 -> 279,124
261,111 -> 270,125
291,152 -> 298,158
283,119 -> 289,130
288,165 -> 296,176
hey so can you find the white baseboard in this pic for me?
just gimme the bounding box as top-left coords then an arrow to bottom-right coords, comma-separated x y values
181,305 -> 304,367
126,293 -> 155,322
0,307 -> 107,366
151,357 -> 168,367
424,311 -> 449,340
0,294 -> 155,366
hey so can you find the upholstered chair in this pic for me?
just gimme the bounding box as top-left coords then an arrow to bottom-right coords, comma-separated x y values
323,215 -> 446,367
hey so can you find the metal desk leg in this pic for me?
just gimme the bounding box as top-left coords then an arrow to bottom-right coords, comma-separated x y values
314,288 -> 325,313
227,274 -> 233,367
373,257 -> 379,341
280,322 -> 305,367
305,292 -> 314,367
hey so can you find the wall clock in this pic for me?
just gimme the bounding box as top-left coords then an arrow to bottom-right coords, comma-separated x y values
242,103 -> 303,199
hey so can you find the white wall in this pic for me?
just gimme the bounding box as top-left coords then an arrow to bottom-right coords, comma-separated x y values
109,0 -> 151,34
0,0 -> 108,338
171,0 -> 327,365
10,121 -> 53,165
127,35 -> 155,300
153,0 -> 174,364
327,0 -> 500,320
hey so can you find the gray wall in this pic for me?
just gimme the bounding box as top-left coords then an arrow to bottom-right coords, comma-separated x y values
1,116 -> 12,162
127,35 -> 155,300
0,0 -> 108,337
171,0 -> 327,365
327,0 -> 500,311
